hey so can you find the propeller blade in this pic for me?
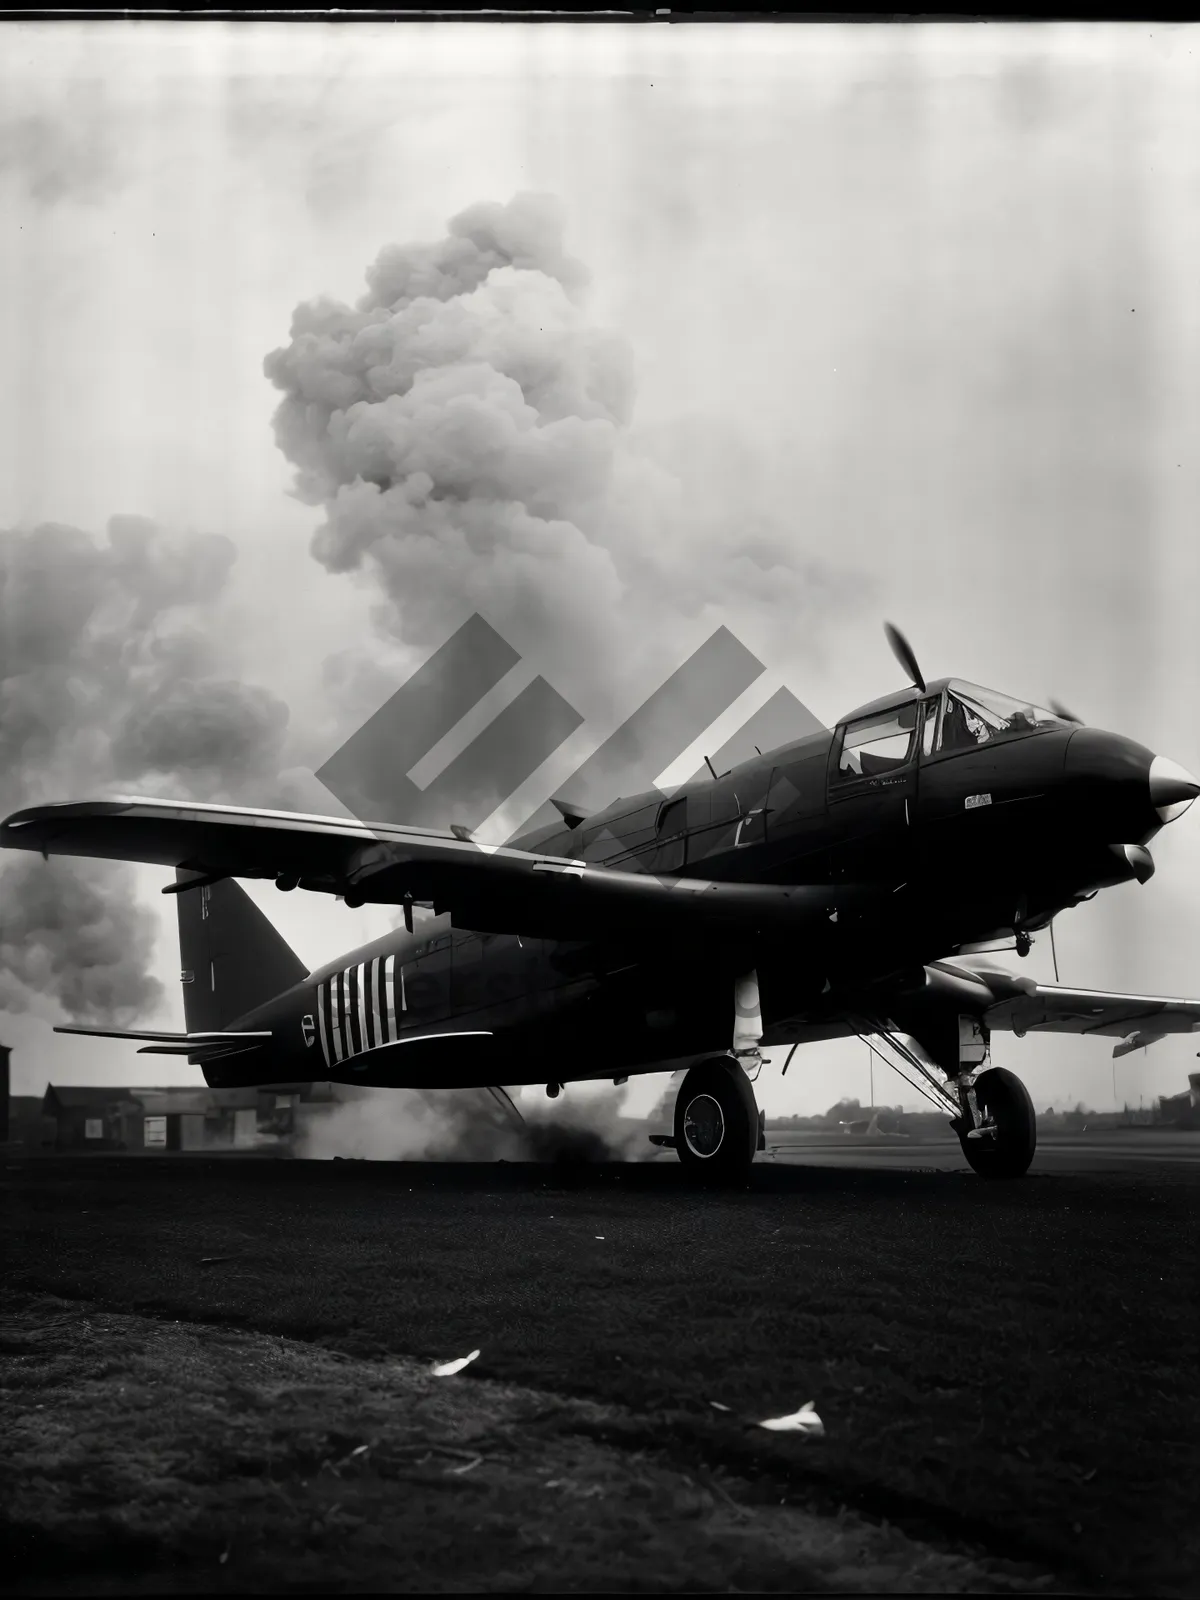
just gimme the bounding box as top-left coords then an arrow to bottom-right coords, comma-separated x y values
1048,697 -> 1083,725
883,621 -> 926,694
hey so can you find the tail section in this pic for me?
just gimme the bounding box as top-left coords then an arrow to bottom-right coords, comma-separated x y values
176,872 -> 308,1031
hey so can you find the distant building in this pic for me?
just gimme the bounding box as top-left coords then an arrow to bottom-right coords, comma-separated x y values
6,1095 -> 51,1151
37,1081 -> 338,1154
42,1086 -> 148,1152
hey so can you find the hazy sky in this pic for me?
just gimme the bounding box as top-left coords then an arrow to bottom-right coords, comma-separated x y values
3,19 -> 1200,1118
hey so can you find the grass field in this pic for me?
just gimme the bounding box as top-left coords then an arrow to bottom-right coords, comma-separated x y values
3,1156 -> 1197,1593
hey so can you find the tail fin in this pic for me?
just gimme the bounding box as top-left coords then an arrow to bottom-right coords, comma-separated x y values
176,872 -> 308,1031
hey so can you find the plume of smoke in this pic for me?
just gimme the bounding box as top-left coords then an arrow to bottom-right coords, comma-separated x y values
265,193 -> 855,726
0,856 -> 161,1025
640,1077 -> 678,1131
0,515 -> 291,1026
110,679 -> 290,797
297,1082 -> 659,1164
519,1085 -> 660,1163
297,1087 -> 526,1163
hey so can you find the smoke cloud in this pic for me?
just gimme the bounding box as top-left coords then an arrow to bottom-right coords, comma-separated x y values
265,193 -> 854,726
297,1083 -> 659,1164
0,857 -> 162,1026
0,515 -> 291,1026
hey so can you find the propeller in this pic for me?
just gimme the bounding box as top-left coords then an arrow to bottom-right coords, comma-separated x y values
885,622 -> 1083,730
884,622 -> 926,694
1047,697 -> 1083,726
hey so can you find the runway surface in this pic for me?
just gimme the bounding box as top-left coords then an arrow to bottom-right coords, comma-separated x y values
3,1145 -> 1198,1594
763,1128 -> 1200,1172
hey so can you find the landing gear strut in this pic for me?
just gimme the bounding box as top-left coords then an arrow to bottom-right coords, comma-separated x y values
673,1057 -> 759,1181
896,1011 -> 1037,1180
939,1017 -> 1036,1178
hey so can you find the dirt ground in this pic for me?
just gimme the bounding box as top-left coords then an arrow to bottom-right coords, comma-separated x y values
2,1293 -> 1053,1595
3,1155 -> 1197,1594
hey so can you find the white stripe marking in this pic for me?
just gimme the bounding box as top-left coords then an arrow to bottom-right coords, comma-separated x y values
370,956 -> 383,1050
383,956 -> 395,1043
317,980 -> 332,1069
332,971 -> 346,1063
356,961 -> 369,1055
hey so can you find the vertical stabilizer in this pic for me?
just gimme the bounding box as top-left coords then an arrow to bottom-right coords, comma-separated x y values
176,873 -> 308,1031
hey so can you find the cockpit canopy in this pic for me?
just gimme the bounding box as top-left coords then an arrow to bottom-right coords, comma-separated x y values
941,681 -> 1067,744
834,680 -> 1069,783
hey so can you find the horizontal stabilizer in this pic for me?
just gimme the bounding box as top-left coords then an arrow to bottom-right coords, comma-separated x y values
136,1043 -> 267,1059
55,1023 -> 272,1065
54,1025 -> 271,1043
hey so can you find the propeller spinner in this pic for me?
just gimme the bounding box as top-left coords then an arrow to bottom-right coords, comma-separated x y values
884,622 -> 926,694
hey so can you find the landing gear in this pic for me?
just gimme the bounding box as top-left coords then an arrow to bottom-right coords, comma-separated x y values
673,1057 -> 759,1181
954,1066 -> 1037,1179
899,1011 -> 1037,1181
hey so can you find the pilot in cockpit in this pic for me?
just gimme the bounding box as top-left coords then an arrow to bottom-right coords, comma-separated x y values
940,695 -> 989,751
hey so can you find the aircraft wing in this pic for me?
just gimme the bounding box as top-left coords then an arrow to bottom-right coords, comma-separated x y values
1,796 -> 887,944
979,976 -> 1200,1058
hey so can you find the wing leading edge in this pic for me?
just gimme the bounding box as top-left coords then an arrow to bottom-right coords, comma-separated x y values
2,796 -> 887,944
946,961 -> 1200,1058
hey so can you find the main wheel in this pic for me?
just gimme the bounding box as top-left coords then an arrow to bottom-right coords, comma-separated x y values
673,1058 -> 758,1181
958,1066 -> 1036,1179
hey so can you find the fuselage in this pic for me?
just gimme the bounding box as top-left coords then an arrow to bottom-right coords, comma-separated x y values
203,676 -> 1187,1090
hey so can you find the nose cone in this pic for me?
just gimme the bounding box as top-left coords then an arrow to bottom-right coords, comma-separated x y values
1063,728 -> 1169,844
1149,756 -> 1200,823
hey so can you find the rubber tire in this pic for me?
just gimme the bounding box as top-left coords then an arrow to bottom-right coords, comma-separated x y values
958,1066 -> 1037,1179
674,1058 -> 758,1182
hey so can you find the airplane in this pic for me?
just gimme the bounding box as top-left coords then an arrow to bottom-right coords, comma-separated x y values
5,621 -> 1200,1183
